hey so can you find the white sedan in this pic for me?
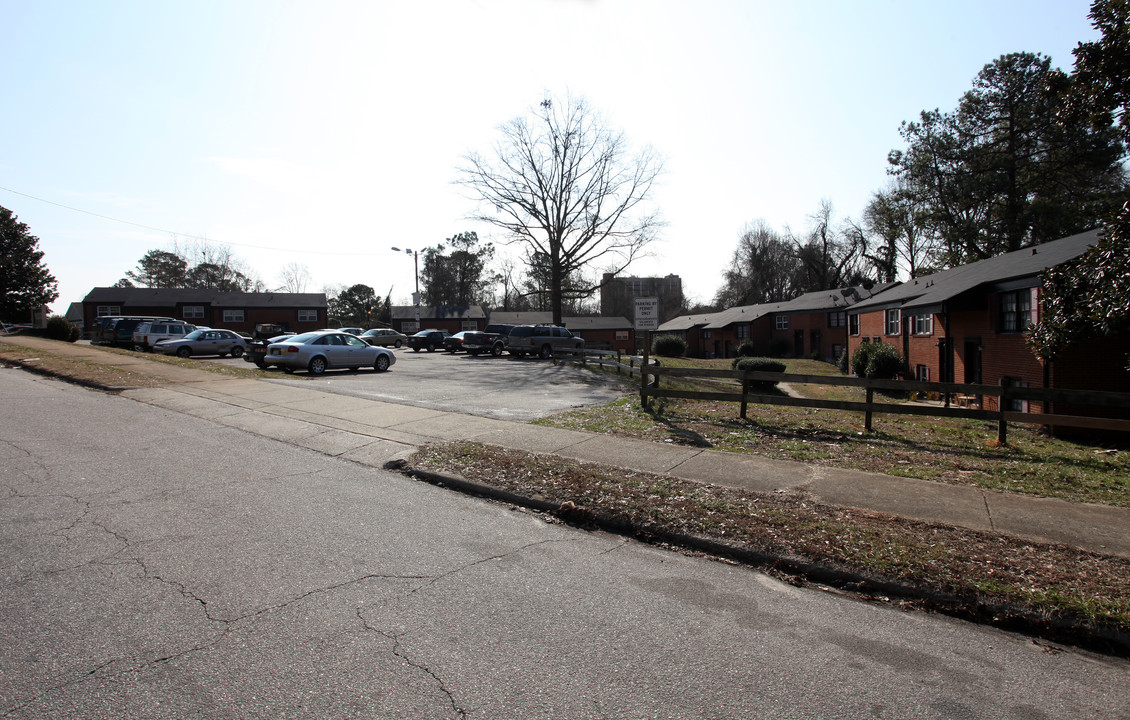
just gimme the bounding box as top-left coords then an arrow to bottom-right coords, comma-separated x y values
263,330 -> 396,375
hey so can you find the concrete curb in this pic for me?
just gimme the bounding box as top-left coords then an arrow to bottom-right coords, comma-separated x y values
390,459 -> 1130,658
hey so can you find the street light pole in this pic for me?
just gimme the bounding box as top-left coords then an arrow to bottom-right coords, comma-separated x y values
391,247 -> 421,329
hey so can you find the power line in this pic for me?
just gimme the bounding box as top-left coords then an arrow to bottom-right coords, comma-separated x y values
0,184 -> 388,257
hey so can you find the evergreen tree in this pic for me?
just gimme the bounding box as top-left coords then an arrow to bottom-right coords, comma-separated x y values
0,206 -> 58,320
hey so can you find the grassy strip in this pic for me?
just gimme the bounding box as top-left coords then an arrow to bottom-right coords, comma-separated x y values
551,358 -> 1130,507
412,440 -> 1130,651
0,342 -> 269,388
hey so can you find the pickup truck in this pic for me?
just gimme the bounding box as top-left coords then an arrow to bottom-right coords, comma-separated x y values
243,323 -> 293,368
459,324 -> 515,356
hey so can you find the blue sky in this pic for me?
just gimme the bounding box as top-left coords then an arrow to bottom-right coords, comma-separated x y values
1,0 -> 1100,314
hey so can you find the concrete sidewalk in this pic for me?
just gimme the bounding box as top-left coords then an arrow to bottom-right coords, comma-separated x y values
6,335 -> 1129,558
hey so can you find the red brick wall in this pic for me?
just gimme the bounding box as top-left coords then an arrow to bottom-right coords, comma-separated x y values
770,312 -> 849,362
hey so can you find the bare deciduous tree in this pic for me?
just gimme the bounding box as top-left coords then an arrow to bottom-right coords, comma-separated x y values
457,94 -> 664,324
278,262 -> 312,293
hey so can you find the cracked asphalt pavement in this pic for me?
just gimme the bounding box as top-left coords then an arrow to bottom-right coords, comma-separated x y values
3,369 -> 1129,719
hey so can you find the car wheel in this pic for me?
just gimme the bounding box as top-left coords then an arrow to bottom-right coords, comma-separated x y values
374,354 -> 391,372
512,351 -> 525,358
412,347 -> 420,353
427,343 -> 436,353
308,356 -> 327,375
132,344 -> 145,353
394,340 -> 402,348
539,344 -> 552,359
491,343 -> 503,357
468,350 -> 479,356
176,347 -> 191,358
283,366 -> 295,374
255,360 -> 267,369
231,346 -> 243,358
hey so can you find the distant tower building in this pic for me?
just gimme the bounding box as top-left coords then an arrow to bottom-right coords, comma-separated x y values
600,273 -> 684,322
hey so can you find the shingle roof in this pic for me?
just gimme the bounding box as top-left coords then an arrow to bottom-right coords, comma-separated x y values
487,312 -> 632,330
849,230 -> 1101,314
82,287 -> 327,307
657,312 -> 724,332
391,305 -> 485,320
657,284 -> 896,332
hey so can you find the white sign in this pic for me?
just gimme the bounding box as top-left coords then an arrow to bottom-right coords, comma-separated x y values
634,297 -> 659,330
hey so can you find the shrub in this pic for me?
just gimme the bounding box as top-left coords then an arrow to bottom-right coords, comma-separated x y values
850,343 -> 876,377
850,342 -> 903,379
45,315 -> 80,342
837,347 -> 850,375
651,334 -> 686,357
865,342 -> 904,379
731,356 -> 786,390
735,341 -> 757,358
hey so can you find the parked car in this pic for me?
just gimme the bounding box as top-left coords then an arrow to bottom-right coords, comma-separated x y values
460,324 -> 516,357
359,328 -> 407,348
262,330 -> 396,375
131,321 -> 196,352
153,329 -> 249,358
98,316 -> 177,348
506,325 -> 584,359
406,329 -> 450,353
337,327 -> 363,336
443,331 -> 472,353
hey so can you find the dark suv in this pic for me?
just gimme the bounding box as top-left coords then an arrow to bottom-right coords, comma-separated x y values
505,325 -> 583,359
406,329 -> 451,352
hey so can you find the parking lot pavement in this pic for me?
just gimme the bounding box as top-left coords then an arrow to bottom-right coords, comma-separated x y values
209,348 -> 633,421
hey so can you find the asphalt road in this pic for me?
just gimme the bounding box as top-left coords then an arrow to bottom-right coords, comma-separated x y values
218,347 -> 633,421
3,368 -> 1129,719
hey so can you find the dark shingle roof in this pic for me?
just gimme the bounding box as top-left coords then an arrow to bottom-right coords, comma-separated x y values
390,305 -> 485,320
82,287 -> 327,307
849,230 -> 1101,314
657,284 -> 896,332
487,312 -> 632,330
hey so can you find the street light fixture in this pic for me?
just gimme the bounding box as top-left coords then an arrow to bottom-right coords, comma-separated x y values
391,247 -> 421,328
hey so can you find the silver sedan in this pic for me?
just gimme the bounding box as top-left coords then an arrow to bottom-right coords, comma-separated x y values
263,330 -> 396,375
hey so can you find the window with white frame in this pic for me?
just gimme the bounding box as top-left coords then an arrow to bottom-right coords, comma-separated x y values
222,309 -> 245,323
298,309 -> 317,322
828,311 -> 846,328
615,330 -> 629,341
916,364 -> 930,382
403,321 -> 419,333
913,313 -> 934,335
848,314 -> 859,336
885,309 -> 901,335
736,325 -> 749,339
182,305 -> 205,319
703,330 -> 712,339
462,321 -> 478,331
96,305 -> 121,317
775,315 -> 790,330
999,290 -> 1034,333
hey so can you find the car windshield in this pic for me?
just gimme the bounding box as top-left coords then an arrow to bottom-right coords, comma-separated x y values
182,330 -> 205,340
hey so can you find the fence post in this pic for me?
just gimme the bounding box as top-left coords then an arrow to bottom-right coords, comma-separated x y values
998,385 -> 1009,445
616,350 -> 622,375
865,386 -> 874,431
740,371 -> 749,419
640,339 -> 651,409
